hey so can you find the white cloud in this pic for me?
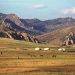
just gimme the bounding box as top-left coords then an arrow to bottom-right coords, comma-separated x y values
62,7 -> 75,14
32,4 -> 46,9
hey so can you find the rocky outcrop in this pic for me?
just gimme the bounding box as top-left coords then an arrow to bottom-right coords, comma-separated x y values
0,20 -> 39,43
0,31 -> 39,43
62,32 -> 75,46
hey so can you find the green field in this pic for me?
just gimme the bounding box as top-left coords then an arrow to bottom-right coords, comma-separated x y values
0,38 -> 75,75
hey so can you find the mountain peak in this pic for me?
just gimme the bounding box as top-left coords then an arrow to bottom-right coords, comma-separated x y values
6,14 -> 19,19
56,17 -> 74,21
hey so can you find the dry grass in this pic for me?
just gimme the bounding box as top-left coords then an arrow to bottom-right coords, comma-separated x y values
0,59 -> 75,74
0,38 -> 75,75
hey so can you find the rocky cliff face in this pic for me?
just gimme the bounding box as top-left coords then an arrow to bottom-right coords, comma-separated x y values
0,32 -> 39,43
0,20 -> 39,43
63,32 -> 75,46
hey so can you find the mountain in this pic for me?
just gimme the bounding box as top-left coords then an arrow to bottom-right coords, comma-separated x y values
0,16 -> 39,43
1,13 -> 75,35
35,25 -> 75,45
1,13 -> 75,44
0,13 -> 41,35
0,13 -> 51,35
0,13 -> 7,20
25,17 -> 75,34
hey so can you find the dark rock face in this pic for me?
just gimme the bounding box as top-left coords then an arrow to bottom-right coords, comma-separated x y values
0,31 -> 39,43
0,32 -> 9,38
0,19 -> 39,43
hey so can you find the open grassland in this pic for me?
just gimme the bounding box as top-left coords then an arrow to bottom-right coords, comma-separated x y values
0,59 -> 75,75
0,38 -> 75,75
0,38 -> 59,50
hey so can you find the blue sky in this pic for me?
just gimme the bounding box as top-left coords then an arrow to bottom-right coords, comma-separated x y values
0,0 -> 75,20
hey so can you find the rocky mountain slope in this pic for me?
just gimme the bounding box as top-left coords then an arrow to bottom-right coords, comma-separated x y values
35,25 -> 75,45
1,13 -> 75,44
0,19 -> 39,43
1,13 -> 75,35
62,32 -> 75,46
25,17 -> 75,34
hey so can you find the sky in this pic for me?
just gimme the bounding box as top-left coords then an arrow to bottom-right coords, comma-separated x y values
0,0 -> 75,20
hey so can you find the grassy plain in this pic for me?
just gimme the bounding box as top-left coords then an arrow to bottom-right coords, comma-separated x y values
0,38 -> 75,75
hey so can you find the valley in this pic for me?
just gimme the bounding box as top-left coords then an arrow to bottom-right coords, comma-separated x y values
0,38 -> 75,75
0,13 -> 75,75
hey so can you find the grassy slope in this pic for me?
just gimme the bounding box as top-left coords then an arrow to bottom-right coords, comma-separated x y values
0,38 -> 59,50
0,38 -> 75,59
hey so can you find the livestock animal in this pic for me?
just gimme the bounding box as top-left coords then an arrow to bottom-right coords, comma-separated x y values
43,48 -> 49,51
35,47 -> 41,51
58,48 -> 66,51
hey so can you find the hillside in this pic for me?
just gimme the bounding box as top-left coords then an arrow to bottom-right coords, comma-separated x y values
1,13 -> 75,35
1,13 -> 75,44
0,19 -> 39,43
35,25 -> 75,45
25,17 -> 75,34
